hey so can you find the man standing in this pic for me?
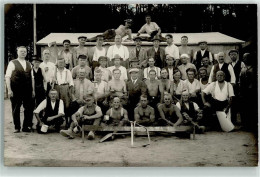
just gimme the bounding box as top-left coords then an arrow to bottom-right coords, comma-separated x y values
134,95 -> 155,126
74,36 -> 89,67
147,36 -> 165,68
106,35 -> 130,68
160,68 -> 172,93
165,34 -> 180,67
71,54 -> 92,80
127,57 -> 144,81
136,15 -> 162,40
178,36 -> 193,63
129,36 -> 148,68
178,54 -> 197,80
97,56 -> 112,82
193,41 -> 213,69
107,54 -> 128,81
208,52 -> 236,85
58,39 -> 74,70
126,68 -> 147,120
5,46 -> 35,133
201,57 -> 212,77
164,56 -> 175,81
143,57 -> 161,80
34,89 -> 65,133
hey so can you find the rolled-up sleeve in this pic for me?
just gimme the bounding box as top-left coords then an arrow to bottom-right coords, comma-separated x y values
34,99 -> 47,114
58,99 -> 65,115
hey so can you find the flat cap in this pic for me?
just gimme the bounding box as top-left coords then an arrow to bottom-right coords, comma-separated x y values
198,40 -> 207,45
78,54 -> 87,59
228,49 -> 239,55
78,36 -> 87,40
129,68 -> 139,73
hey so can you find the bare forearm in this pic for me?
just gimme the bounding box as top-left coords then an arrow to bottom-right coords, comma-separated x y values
47,113 -> 64,121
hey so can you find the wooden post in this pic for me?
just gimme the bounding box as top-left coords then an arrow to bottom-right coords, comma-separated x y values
33,4 -> 37,55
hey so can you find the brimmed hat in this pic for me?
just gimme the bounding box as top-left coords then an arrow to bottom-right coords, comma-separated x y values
133,36 -> 142,41
31,55 -> 43,62
78,54 -> 87,59
129,68 -> 139,73
112,54 -> 123,61
198,40 -> 207,45
151,35 -> 161,42
78,36 -> 87,40
166,55 -> 174,60
129,57 -> 139,63
98,56 -> 108,61
228,49 -> 239,55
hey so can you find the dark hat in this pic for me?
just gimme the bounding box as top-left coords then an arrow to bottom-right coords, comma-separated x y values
228,49 -> 239,55
63,39 -> 71,44
129,57 -> 139,63
124,19 -> 133,23
198,40 -> 207,45
78,36 -> 87,40
98,56 -> 108,61
112,54 -> 123,61
31,55 -> 43,62
78,54 -> 87,59
96,34 -> 104,39
151,35 -> 161,42
133,36 -> 142,41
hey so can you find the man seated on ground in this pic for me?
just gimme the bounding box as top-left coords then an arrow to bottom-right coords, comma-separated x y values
97,56 -> 112,82
107,54 -> 128,81
73,36 -> 90,67
202,71 -> 234,130
136,15 -> 163,41
34,89 -> 65,133
71,54 -> 93,80
102,97 -> 128,126
69,68 -> 94,117
164,55 -> 175,81
178,36 -> 193,63
93,68 -> 110,114
193,41 -> 213,69
183,68 -> 201,104
87,19 -> 133,42
129,36 -> 148,68
143,57 -> 161,80
60,94 -> 102,140
134,95 -> 155,126
160,68 -> 172,93
106,35 -> 130,68
176,91 -> 205,132
108,69 -> 128,107
157,93 -> 183,126
145,69 -> 164,110
127,57 -> 144,81
178,54 -> 197,80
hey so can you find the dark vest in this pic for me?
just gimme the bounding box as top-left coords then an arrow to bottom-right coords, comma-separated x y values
212,63 -> 231,82
44,98 -> 60,122
33,68 -> 44,89
195,50 -> 210,69
231,60 -> 241,84
10,59 -> 32,94
154,48 -> 162,68
180,101 -> 196,119
136,48 -> 140,59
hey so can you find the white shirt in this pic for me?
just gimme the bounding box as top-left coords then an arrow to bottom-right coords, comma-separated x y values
165,43 -> 180,60
176,102 -> 200,111
203,81 -> 234,101
131,78 -> 137,85
55,68 -> 74,86
231,60 -> 246,69
143,66 -> 161,80
138,22 -> 160,35
106,45 -> 129,61
5,59 -> 34,78
173,80 -> 187,95
208,63 -> 236,84
98,66 -> 111,82
177,63 -> 197,80
93,81 -> 108,95
34,99 -> 64,115
39,61 -> 56,83
167,67 -> 174,81
107,66 -> 128,81
58,51 -> 73,64
93,47 -> 106,62
199,78 -> 209,91
184,79 -> 200,94
193,50 -> 213,62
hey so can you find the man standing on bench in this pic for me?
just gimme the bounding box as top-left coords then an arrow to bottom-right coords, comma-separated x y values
60,94 -> 102,140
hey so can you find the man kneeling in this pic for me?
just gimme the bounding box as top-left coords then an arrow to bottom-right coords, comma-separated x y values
34,89 -> 65,133
60,94 -> 102,140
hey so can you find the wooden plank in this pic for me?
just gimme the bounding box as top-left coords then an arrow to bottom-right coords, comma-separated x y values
82,125 -> 192,132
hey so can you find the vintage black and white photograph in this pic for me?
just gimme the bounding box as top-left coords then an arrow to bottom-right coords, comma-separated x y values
3,3 -> 258,167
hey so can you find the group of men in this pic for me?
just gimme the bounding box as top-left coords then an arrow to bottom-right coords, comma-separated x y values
5,15 -> 256,140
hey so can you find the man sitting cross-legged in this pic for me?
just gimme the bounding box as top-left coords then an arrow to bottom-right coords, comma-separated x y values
34,89 -> 65,133
60,94 -> 102,140
134,95 -> 155,126
157,93 -> 183,127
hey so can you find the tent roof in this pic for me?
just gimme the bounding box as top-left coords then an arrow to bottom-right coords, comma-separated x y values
36,32 -> 245,46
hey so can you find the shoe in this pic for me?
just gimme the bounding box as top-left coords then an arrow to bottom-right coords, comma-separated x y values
13,129 -> 20,133
198,126 -> 206,133
22,127 -> 32,132
60,129 -> 74,139
87,131 -> 95,140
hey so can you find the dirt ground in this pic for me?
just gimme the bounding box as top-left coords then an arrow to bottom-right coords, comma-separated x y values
3,99 -> 258,167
